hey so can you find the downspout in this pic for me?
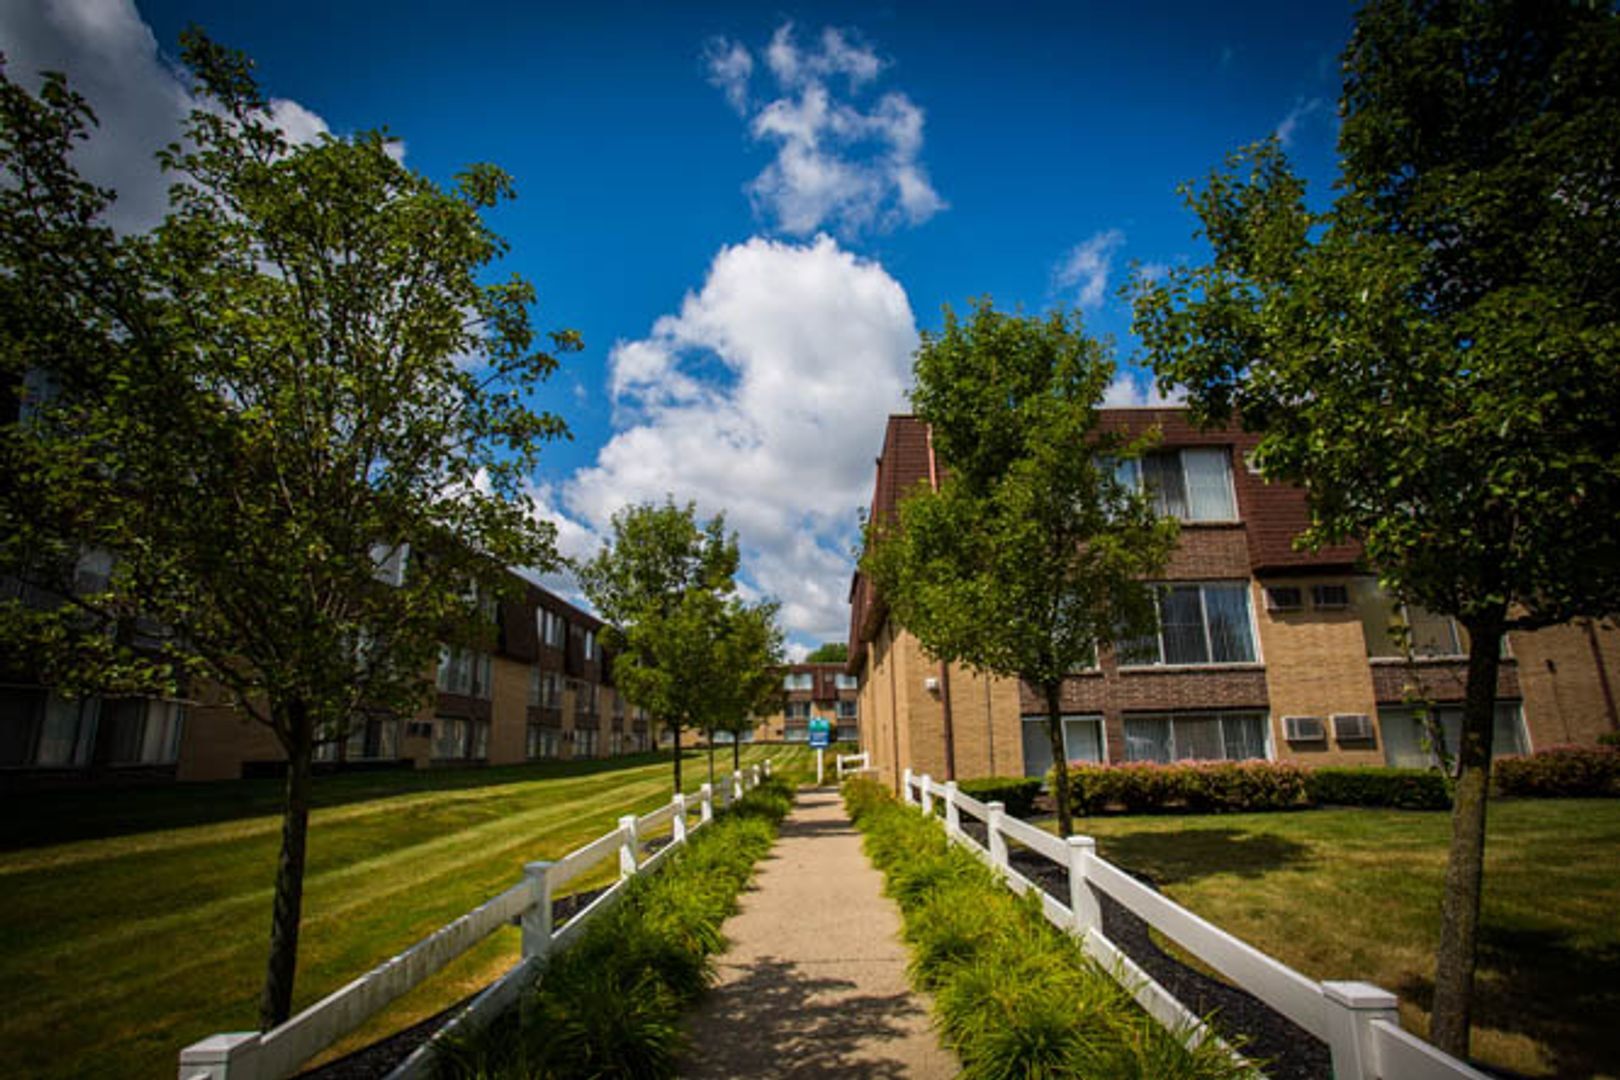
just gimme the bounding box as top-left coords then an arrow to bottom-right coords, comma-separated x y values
925,424 -> 959,780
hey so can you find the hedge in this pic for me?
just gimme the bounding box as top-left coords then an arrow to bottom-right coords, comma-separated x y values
1056,760 -> 1454,813
1305,766 -> 1450,810
1494,746 -> 1620,798
958,776 -> 1042,818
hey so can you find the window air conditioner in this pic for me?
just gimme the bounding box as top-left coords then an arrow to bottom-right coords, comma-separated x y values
1332,713 -> 1375,741
1283,715 -> 1327,742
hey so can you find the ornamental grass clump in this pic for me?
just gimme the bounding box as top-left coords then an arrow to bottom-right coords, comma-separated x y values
843,778 -> 1254,1080
434,777 -> 794,1079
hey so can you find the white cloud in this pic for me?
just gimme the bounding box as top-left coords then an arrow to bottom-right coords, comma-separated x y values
549,235 -> 917,649
0,0 -> 379,235
1055,229 -> 1126,309
1103,369 -> 1185,408
709,23 -> 945,237
1276,96 -> 1325,148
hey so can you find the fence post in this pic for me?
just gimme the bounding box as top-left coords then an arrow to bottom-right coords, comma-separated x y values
618,814 -> 639,878
699,782 -> 714,824
944,780 -> 960,836
521,860 -> 554,961
763,758 -> 772,780
672,794 -> 687,845
1065,837 -> 1100,937
986,801 -> 1008,872
902,766 -> 914,804
178,1032 -> 263,1080
751,763 -> 761,788
731,770 -> 743,803
1321,981 -> 1399,1080
921,774 -> 934,816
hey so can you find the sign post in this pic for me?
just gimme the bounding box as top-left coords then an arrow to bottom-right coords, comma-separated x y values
808,716 -> 831,785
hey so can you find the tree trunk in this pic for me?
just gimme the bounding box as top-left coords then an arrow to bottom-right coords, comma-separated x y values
732,735 -> 740,772
1044,681 -> 1073,838
671,722 -> 682,792
260,699 -> 314,1030
707,739 -> 715,786
1429,611 -> 1504,1058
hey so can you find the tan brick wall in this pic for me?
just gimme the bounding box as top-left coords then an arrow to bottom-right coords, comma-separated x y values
177,683 -> 283,781
1164,524 -> 1251,579
1252,579 -> 1383,765
1511,620 -> 1620,749
489,656 -> 529,765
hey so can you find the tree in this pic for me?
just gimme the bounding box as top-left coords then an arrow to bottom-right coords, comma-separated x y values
0,35 -> 574,1029
700,600 -> 786,773
862,301 -> 1179,838
805,641 -> 848,663
1131,0 -> 1620,1055
577,500 -> 742,793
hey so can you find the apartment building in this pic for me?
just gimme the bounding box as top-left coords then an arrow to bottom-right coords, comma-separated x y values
746,662 -> 860,744
0,574 -> 657,787
849,410 -> 1620,788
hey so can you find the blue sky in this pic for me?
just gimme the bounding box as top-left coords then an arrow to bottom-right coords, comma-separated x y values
2,1 -> 1354,654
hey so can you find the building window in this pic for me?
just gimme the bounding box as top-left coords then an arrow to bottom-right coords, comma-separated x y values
0,689 -> 100,768
1264,585 -> 1303,612
1350,579 -> 1482,659
1115,448 -> 1236,522
1123,712 -> 1269,763
1379,704 -> 1525,770
571,680 -> 597,717
527,724 -> 561,759
834,674 -> 858,690
782,672 -> 813,691
538,609 -> 567,649
575,727 -> 599,758
784,701 -> 812,740
437,647 -> 493,699
1021,715 -> 1105,780
98,698 -> 186,765
344,718 -> 400,761
836,700 -> 857,720
1311,583 -> 1350,610
1118,583 -> 1257,666
433,717 -> 489,760
584,629 -> 596,661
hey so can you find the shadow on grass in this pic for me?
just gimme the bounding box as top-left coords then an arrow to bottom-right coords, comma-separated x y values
1096,827 -> 1314,886
1395,925 -> 1620,1079
683,956 -> 930,1079
0,750 -> 713,851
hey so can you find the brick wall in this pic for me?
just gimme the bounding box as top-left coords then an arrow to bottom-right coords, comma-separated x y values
489,656 -> 528,765
1508,620 -> 1620,749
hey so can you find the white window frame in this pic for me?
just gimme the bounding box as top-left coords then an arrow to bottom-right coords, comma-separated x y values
1122,711 -> 1273,764
1118,581 -> 1262,668
1116,447 -> 1238,523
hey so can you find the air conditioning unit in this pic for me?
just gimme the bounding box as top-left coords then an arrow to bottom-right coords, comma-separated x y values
1283,715 -> 1327,742
1332,713 -> 1375,741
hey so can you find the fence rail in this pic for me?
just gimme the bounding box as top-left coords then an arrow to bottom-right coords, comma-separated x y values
835,751 -> 871,780
899,767 -> 1489,1080
179,760 -> 773,1080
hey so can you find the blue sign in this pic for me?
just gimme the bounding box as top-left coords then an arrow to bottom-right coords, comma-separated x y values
808,717 -> 832,748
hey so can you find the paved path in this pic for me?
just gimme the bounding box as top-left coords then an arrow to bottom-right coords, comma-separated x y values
682,788 -> 957,1079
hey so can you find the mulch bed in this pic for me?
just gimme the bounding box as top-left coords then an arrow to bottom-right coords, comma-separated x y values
957,818 -> 1331,1080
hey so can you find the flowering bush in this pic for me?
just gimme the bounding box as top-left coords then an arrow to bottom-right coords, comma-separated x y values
1494,746 -> 1620,798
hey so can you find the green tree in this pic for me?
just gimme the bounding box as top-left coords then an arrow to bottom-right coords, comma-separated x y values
862,301 -> 1178,838
701,600 -> 786,773
804,641 -> 848,663
0,35 -> 574,1028
577,500 -> 742,793
1131,0 -> 1620,1054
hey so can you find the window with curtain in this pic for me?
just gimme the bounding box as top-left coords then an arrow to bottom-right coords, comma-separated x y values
1119,583 -> 1257,666
1118,449 -> 1236,522
1123,712 -> 1269,763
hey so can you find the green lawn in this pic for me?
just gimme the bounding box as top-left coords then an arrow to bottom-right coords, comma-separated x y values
1053,800 -> 1620,1078
0,744 -> 813,1079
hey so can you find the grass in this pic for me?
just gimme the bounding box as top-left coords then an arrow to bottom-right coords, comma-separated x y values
0,744 -> 812,1080
844,778 -> 1252,1080
433,776 -> 796,1079
1048,799 -> 1620,1078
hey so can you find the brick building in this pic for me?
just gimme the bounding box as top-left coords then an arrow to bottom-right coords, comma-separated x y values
745,662 -> 860,744
848,410 -> 1620,788
1,573 -> 658,786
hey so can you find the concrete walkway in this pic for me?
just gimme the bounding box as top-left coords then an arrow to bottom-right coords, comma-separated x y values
682,788 -> 957,1079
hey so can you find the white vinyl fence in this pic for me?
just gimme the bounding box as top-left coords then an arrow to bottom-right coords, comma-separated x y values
900,768 -> 1490,1080
179,761 -> 774,1080
835,750 -> 871,780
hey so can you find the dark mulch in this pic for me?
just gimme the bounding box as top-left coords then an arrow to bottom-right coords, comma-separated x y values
957,819 -> 1331,1080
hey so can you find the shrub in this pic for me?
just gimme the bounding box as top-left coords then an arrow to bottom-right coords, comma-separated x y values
959,776 -> 1043,818
1596,731 -> 1620,748
1306,766 -> 1450,809
844,780 -> 1249,1080
434,778 -> 794,1079
1494,746 -> 1620,798
1063,760 -> 1311,814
